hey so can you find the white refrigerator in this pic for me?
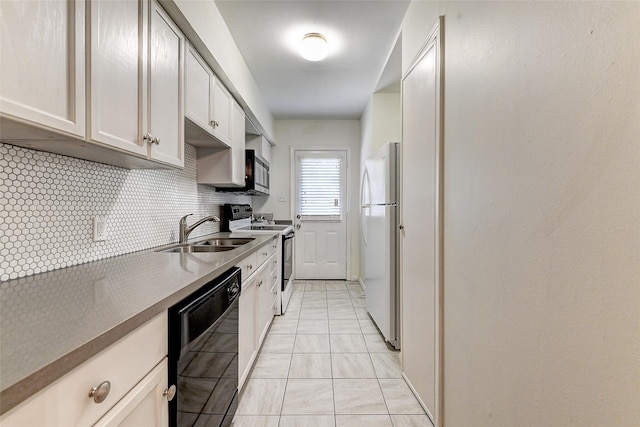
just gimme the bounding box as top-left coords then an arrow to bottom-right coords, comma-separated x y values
362,142 -> 400,349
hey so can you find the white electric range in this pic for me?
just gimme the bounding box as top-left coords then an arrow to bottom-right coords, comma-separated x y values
224,204 -> 294,315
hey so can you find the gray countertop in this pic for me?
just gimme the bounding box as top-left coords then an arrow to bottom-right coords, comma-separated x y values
0,232 -> 277,415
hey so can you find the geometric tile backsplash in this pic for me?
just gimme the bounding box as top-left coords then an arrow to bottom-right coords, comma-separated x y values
0,143 -> 250,281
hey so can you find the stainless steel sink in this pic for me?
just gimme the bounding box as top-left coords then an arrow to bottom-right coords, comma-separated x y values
156,244 -> 235,253
195,238 -> 255,246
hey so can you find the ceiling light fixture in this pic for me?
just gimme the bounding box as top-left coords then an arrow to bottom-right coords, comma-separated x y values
300,32 -> 328,61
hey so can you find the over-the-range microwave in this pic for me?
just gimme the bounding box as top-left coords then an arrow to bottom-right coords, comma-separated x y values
216,149 -> 270,196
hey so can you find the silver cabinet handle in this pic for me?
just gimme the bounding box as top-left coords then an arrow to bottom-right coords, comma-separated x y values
144,134 -> 160,145
163,385 -> 176,401
248,264 -> 253,270
210,120 -> 220,128
89,381 -> 111,404
263,252 -> 268,256
256,280 -> 263,287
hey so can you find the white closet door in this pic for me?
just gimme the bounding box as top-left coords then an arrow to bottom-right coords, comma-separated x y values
400,17 -> 443,426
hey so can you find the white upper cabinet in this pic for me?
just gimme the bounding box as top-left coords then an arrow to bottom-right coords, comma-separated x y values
0,0 -> 85,138
185,46 -> 215,136
89,0 -> 184,168
230,100 -> 246,185
88,0 -> 147,156
246,134 -> 272,165
0,0 -> 184,169
196,98 -> 245,186
147,1 -> 185,167
184,45 -> 233,149
211,77 -> 232,145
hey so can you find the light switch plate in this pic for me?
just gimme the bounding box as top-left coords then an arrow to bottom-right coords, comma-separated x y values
93,216 -> 108,241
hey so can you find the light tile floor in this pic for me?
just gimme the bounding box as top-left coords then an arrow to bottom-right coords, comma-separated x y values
232,280 -> 433,427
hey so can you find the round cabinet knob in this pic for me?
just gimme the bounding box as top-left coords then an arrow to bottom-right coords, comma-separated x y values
256,280 -> 263,287
263,252 -> 268,256
89,381 -> 111,404
296,224 -> 301,229
164,385 -> 177,402
153,137 -> 160,145
248,264 -> 253,270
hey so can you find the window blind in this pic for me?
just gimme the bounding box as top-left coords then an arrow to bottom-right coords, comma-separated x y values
298,157 -> 342,219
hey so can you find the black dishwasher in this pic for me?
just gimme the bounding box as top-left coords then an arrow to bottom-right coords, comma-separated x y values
168,267 -> 241,427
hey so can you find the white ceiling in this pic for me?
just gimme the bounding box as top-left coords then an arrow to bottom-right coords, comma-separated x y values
215,0 -> 409,120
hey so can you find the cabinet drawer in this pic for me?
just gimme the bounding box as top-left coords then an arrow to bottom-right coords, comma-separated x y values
256,239 -> 276,266
0,313 -> 167,427
236,251 -> 258,283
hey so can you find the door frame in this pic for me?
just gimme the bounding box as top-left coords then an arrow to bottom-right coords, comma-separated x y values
399,17 -> 444,427
290,146 -> 352,281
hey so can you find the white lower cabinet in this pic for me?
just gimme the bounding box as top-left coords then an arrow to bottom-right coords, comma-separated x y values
93,359 -> 169,427
238,269 -> 257,389
0,313 -> 168,427
237,242 -> 279,389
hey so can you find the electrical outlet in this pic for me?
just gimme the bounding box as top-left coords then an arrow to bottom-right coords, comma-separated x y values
278,194 -> 287,202
93,216 -> 108,241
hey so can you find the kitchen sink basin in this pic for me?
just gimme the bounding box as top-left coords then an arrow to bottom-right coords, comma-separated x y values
195,238 -> 255,246
156,244 -> 235,253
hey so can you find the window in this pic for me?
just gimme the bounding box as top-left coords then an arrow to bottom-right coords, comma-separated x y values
298,156 -> 343,220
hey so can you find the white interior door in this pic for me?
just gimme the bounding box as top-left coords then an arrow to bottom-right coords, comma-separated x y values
400,18 -> 443,426
294,150 -> 348,280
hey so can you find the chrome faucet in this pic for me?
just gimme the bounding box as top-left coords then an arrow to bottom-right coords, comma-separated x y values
179,214 -> 220,244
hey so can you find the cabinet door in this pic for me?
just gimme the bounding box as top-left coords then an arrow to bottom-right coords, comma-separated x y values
0,0 -> 85,137
88,0 -> 146,156
230,100 -> 247,185
147,1 -> 184,167
257,257 -> 276,345
211,77 -> 231,145
238,277 -> 256,388
93,359 -> 169,427
185,46 -> 214,133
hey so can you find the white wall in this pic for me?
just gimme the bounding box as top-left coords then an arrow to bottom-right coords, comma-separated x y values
254,120 -> 361,280
400,1 -> 640,425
